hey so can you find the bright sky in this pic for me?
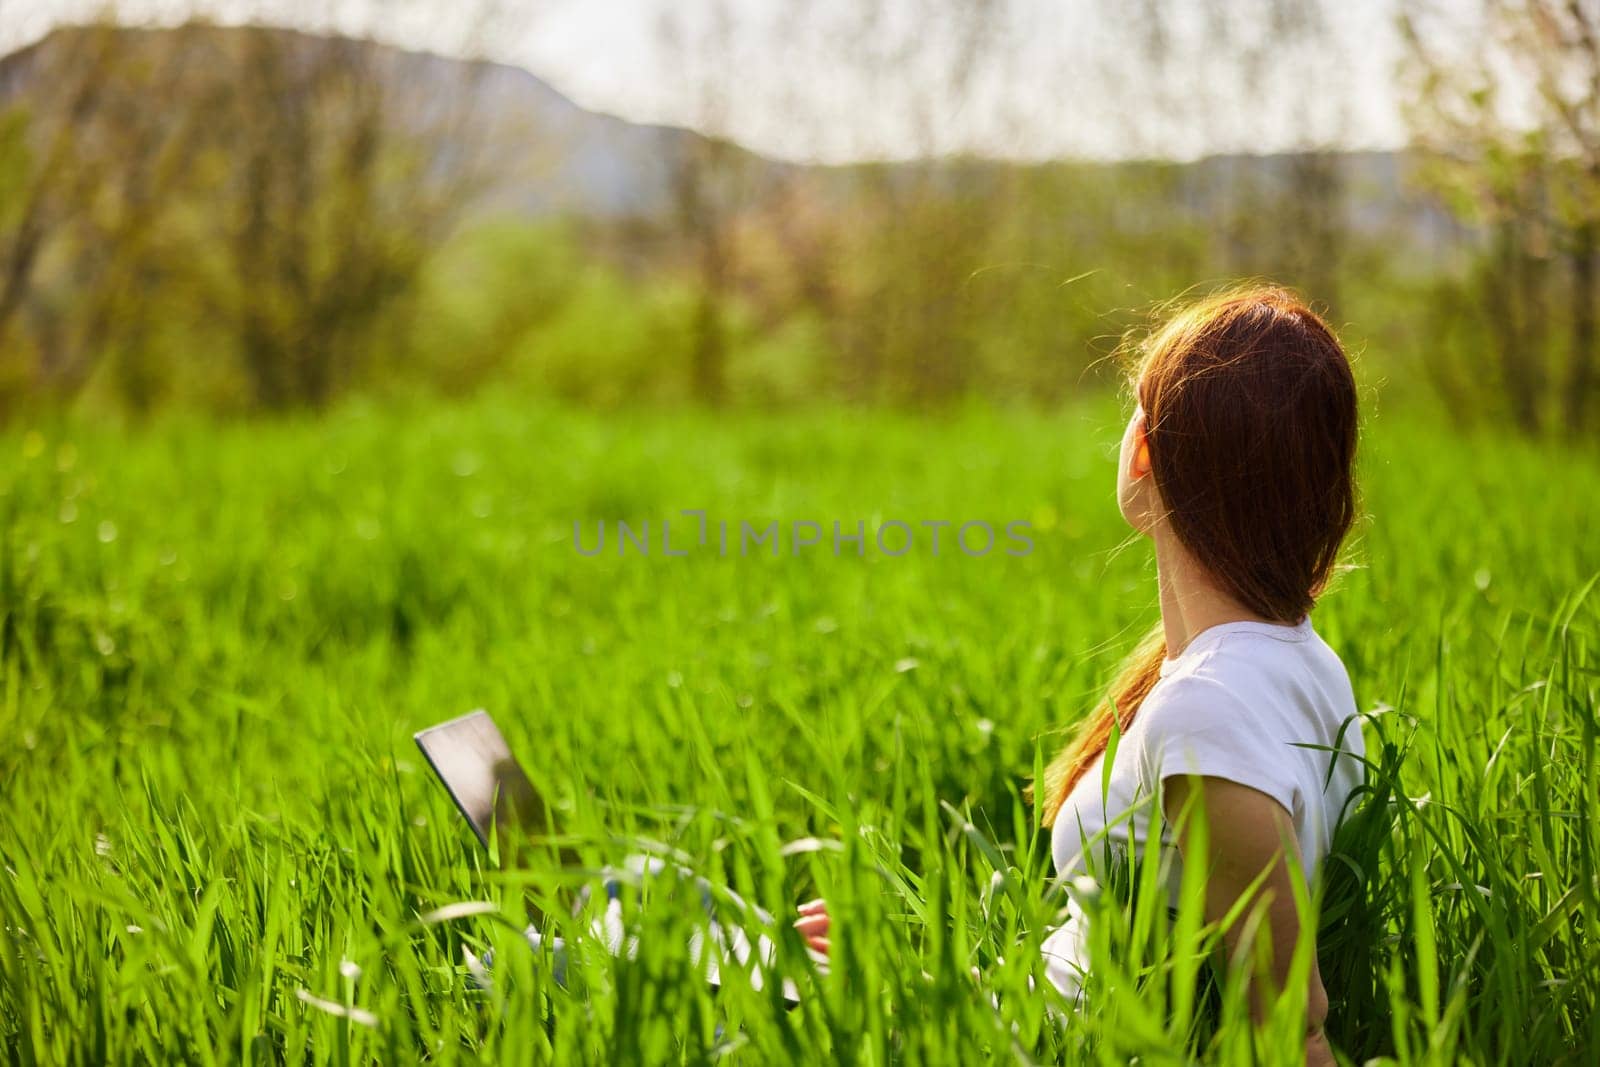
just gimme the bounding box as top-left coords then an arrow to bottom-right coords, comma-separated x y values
2,0 -> 1411,164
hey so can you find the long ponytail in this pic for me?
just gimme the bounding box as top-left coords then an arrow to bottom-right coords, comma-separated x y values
1035,625 -> 1166,827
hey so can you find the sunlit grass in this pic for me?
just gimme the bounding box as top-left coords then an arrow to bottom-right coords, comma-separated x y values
1,395 -> 1597,1063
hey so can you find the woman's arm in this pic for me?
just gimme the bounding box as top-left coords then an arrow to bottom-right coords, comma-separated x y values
1162,775 -> 1334,1067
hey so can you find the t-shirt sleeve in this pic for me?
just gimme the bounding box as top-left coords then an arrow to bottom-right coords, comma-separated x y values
1134,675 -> 1299,819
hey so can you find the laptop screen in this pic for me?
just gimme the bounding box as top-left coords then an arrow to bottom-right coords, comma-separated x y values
414,710 -> 547,850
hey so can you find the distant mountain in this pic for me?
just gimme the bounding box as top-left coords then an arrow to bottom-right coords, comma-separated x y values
0,23 -> 771,221
0,22 -> 1449,246
392,46 -> 726,219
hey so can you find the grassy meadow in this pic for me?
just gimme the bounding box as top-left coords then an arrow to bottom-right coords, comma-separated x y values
1,394 -> 1598,1064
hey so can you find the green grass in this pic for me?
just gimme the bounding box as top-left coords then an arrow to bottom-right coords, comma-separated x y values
1,393 -> 1597,1064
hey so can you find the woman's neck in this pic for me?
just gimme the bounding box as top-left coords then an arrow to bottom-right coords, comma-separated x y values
1152,527 -> 1275,657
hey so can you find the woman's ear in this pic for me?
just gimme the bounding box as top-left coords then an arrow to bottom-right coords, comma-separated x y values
1131,418 -> 1152,479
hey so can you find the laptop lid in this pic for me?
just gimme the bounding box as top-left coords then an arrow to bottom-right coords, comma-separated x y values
414,709 -> 553,852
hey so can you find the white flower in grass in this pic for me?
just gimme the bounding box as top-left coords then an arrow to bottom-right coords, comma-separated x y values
462,945 -> 491,989
778,836 -> 844,857
296,989 -> 378,1028
420,901 -> 498,924
339,959 -> 362,980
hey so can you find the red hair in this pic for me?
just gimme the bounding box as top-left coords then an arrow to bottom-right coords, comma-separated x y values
1037,285 -> 1359,827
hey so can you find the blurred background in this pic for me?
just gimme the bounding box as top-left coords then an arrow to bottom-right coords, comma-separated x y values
0,0 -> 1596,435
8,8 -> 1600,1061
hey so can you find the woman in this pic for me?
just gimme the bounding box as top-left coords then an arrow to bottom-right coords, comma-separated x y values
797,286 -> 1366,1066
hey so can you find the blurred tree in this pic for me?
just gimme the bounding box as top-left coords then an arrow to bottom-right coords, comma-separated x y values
658,2 -> 749,406
0,25 -> 121,409
669,130 -> 745,407
0,3 -> 1522,421
1402,0 -> 1600,436
0,19 -> 502,414
186,24 -> 496,408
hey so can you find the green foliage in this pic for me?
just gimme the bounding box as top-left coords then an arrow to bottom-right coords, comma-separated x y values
7,23 -> 1600,432
1,397 -> 1596,1063
516,268 -> 700,407
411,221 -> 582,394
0,109 -> 31,229
410,220 -> 841,409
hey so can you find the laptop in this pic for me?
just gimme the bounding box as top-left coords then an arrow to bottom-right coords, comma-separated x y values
414,710 -> 565,855
414,710 -> 807,1004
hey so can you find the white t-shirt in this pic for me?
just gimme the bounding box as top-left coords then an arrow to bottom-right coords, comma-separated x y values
1041,615 -> 1366,1000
